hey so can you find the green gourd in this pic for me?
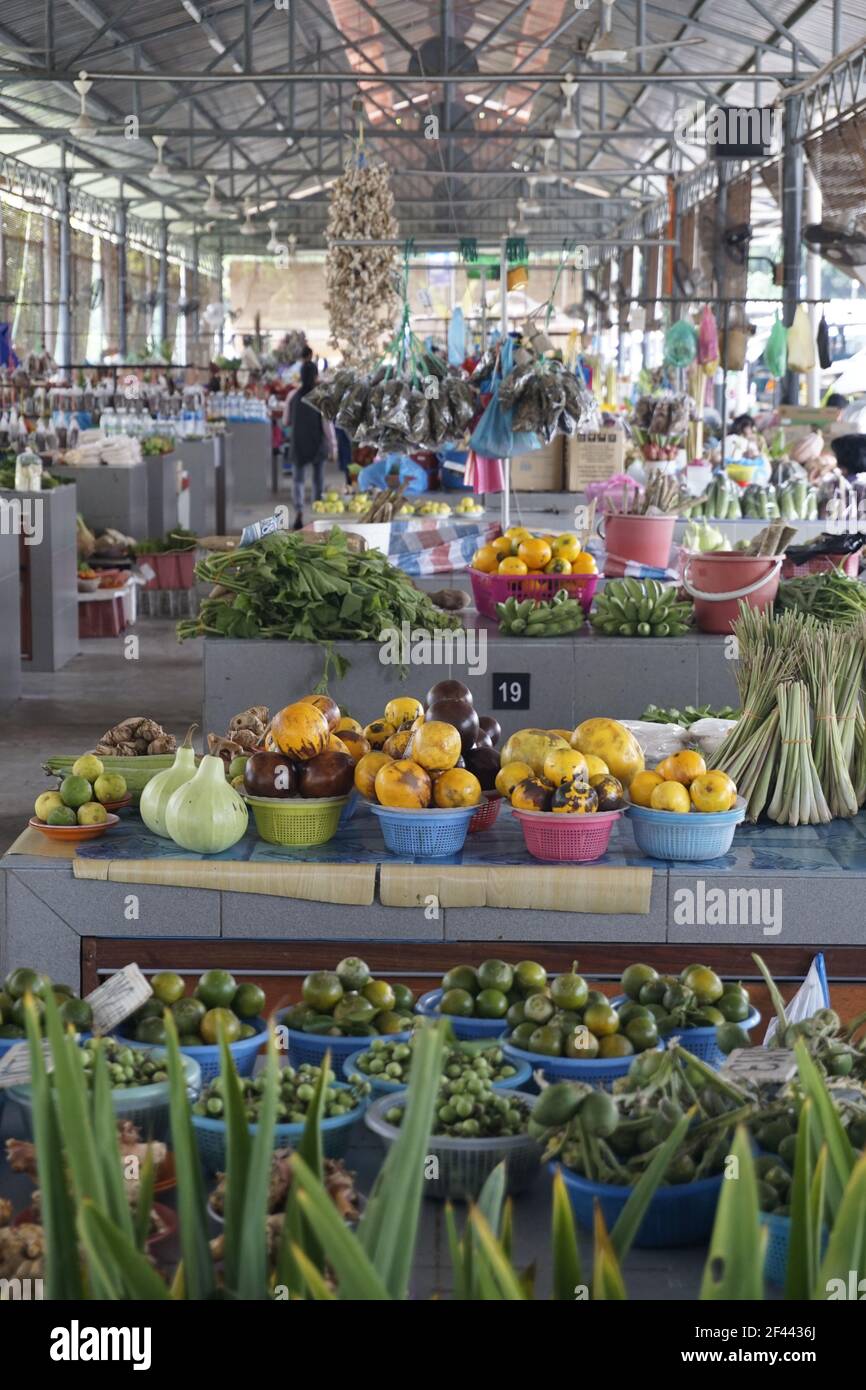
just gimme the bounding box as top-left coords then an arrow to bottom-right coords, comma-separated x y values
139,725 -> 199,838
165,753 -> 248,853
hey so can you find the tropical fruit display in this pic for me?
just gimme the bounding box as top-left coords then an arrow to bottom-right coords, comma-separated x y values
282,956 -> 416,1038
433,958 -> 545,1023
245,694 -> 354,800
33,752 -> 128,828
496,590 -> 587,636
122,969 -> 266,1047
0,967 -> 92,1039
193,1062 -> 370,1124
505,962 -> 658,1059
67,1037 -> 173,1090
497,718 -> 632,816
381,1071 -> 530,1139
590,577 -> 693,637
618,962 -> 754,1051
347,1037 -> 520,1088
472,527 -> 597,578
629,749 -> 738,814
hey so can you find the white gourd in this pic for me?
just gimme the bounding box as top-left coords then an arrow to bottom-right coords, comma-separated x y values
165,753 -> 248,853
139,725 -> 198,838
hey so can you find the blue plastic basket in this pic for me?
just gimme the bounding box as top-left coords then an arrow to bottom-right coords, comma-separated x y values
342,1045 -> 532,1095
367,802 -> 476,858
415,989 -> 508,1040
504,1040 -> 664,1091
192,1083 -> 366,1172
611,995 -> 761,1069
625,796 -> 746,861
10,1051 -> 201,1143
113,1016 -> 267,1084
760,1211 -> 828,1286
276,1016 -> 412,1068
0,1028 -> 92,1061
339,788 -> 360,825
555,1162 -> 723,1247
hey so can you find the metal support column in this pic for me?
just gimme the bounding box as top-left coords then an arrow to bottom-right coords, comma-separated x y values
640,216 -> 651,369
781,94 -> 804,406
42,211 -> 53,351
155,214 -> 169,349
500,237 -> 510,532
56,171 -> 72,375
806,164 -> 822,407
116,195 -> 128,361
190,230 -> 200,369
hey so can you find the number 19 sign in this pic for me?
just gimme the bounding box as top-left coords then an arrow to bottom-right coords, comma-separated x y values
492,673 -> 531,710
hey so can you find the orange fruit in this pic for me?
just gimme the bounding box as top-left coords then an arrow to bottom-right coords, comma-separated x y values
629,770 -> 664,807
545,557 -> 572,574
375,759 -> 432,809
499,556 -> 528,575
656,749 -> 707,785
363,720 -> 396,748
354,751 -> 392,800
384,696 -> 423,726
409,720 -> 462,771
495,760 -> 534,797
570,551 -> 598,575
490,536 -> 512,560
338,730 -> 370,764
518,537 -> 553,569
335,717 -> 363,736
690,771 -> 737,813
472,544 -> 499,574
650,781 -> 691,813
552,533 -> 581,562
271,702 -> 330,760
542,747 -> 589,787
383,729 -> 413,760
433,768 -> 482,808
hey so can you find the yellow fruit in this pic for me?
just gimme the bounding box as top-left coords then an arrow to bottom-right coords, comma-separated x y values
571,718 -> 644,788
77,801 -> 108,825
409,720 -> 462,772
354,751 -> 392,800
570,552 -> 598,575
335,717 -> 363,736
34,791 -> 65,820
548,729 -> 574,741
472,545 -> 499,574
510,777 -> 553,812
542,747 -> 589,787
433,768 -> 482,808
551,783 -> 597,814
337,730 -> 371,764
374,759 -> 432,809
551,533 -> 581,562
72,754 -> 103,782
384,697 -> 424,727
650,781 -> 691,814
299,694 -> 340,731
518,537 -> 552,569
383,729 -> 413,760
690,771 -> 737,813
656,749 -> 707,786
327,735 -> 350,754
364,720 -> 397,749
629,770 -> 664,807
583,754 -> 609,780
495,761 -> 535,797
505,525 -> 532,543
490,536 -> 512,560
271,701 -> 330,760
498,556 -> 528,575
544,557 -> 572,574
500,729 -> 570,778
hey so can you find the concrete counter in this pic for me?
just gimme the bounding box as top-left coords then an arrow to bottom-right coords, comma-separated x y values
2,482 -> 79,672
0,529 -> 20,707
52,460 -> 147,539
177,438 -> 218,537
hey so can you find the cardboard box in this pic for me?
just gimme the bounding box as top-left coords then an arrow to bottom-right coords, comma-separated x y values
565,428 -> 626,490
777,405 -> 842,442
510,437 -> 563,491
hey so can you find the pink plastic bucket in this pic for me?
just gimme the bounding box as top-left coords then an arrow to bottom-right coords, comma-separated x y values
598,514 -> 676,576
682,551 -> 783,634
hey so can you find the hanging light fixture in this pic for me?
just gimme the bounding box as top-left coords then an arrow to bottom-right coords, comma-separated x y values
150,135 -> 170,181
265,218 -> 280,253
69,74 -> 96,137
554,80 -> 581,141
239,202 -> 257,236
202,175 -> 222,216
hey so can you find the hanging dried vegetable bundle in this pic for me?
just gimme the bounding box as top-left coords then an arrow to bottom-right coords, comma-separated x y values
496,357 -> 598,443
325,150 -> 399,365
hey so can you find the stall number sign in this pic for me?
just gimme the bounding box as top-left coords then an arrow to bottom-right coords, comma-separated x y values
492,674 -> 531,710
84,962 -> 153,1034
719,1047 -> 796,1088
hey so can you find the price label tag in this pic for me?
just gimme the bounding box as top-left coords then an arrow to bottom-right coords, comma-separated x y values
137,562 -> 156,583
0,1038 -> 53,1089
492,673 -> 531,710
85,963 -> 152,1034
719,1047 -> 797,1088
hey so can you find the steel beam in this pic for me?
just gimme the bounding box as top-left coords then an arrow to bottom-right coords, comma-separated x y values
741,0 -> 821,67
780,93 -> 804,405
116,194 -> 128,359
4,66 -> 786,84
56,170 -> 72,373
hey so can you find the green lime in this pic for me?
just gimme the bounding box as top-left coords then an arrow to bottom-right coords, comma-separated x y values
178,1033 -> 201,1046
509,1021 -> 536,1049
52,983 -> 74,999
550,968 -> 588,1012
527,1025 -> 562,1057
663,982 -> 693,1012
506,1000 -> 526,1027
374,1010 -> 407,1035
132,998 -> 164,1025
638,978 -> 668,1006
514,960 -> 547,995
171,997 -> 207,1035
59,774 -> 92,809
477,959 -> 514,994
301,971 -> 343,1013
391,983 -> 415,1012
598,1034 -> 633,1059
716,1021 -> 752,1056
441,966 -> 478,995
59,997 -> 92,1032
239,1023 -> 256,1039
616,1002 -> 652,1027
644,1003 -> 669,1023
151,971 -> 186,1005
136,1016 -> 168,1045
625,1015 -> 659,1052
695,1006 -> 725,1026
200,1007 -> 242,1045
552,1010 -> 582,1031
475,988 -> 508,1019
336,956 -> 371,991
440,987 -> 474,1018
717,991 -> 750,1023
282,1002 -> 314,1030
47,806 -> 77,826
195,969 -> 239,1010
584,989 -> 608,1009
0,990 -> 10,1022
232,983 -> 266,1018
0,1023 -> 24,1039
583,1002 -> 620,1037
621,963 -> 658,1001
564,1026 -> 599,1059
362,980 -> 395,1013
333,993 -> 377,1027
682,965 -> 724,1005
523,993 -> 554,1025
629,1049 -> 665,1085
10,996 -> 43,1029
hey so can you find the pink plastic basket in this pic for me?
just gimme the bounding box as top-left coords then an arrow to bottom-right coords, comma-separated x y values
780,551 -> 861,580
139,550 -> 197,591
469,568 -> 598,620
511,806 -> 624,862
468,790 -> 503,834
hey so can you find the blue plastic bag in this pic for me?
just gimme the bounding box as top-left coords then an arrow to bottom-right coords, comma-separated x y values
357,453 -> 428,495
447,308 -> 465,366
469,337 -> 541,457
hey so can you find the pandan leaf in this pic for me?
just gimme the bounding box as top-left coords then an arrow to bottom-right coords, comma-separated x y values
218,1027 -> 252,1295
163,1014 -> 215,1301
592,1203 -> 628,1300
133,1147 -> 157,1253
794,1039 -> 856,1218
77,1200 -> 170,1300
468,1207 -> 526,1300
784,1100 -> 820,1300
236,1027 -> 280,1300
291,1159 -> 391,1300
291,1244 -> 336,1300
551,1167 -> 583,1301
699,1126 -> 766,1300
751,952 -> 789,1031
815,1153 -> 866,1299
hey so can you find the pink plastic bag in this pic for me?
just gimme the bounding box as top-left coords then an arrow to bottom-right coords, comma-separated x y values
698,305 -> 719,368
585,473 -> 642,511
464,450 -> 505,493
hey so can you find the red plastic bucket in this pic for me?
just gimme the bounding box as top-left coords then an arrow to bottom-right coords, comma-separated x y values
598,514 -> 676,576
682,551 -> 783,634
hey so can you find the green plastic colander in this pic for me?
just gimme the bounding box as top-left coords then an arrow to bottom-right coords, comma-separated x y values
244,793 -> 348,847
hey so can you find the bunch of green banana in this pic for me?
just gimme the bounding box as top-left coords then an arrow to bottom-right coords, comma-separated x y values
496,589 -> 586,636
590,577 -> 692,637
695,475 -> 742,520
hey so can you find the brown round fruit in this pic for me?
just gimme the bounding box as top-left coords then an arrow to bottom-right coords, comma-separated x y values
375,759 -> 432,809
464,743 -> 501,791
327,735 -> 350,754
427,679 -> 473,708
511,777 -> 553,812
478,715 -> 501,747
354,750 -> 392,800
271,702 -> 330,760
364,720 -> 396,749
433,768 -> 482,808
299,694 -> 340,731
244,751 -> 297,799
590,774 -> 624,810
426,698 -> 479,752
383,729 -> 413,760
297,750 -> 355,798
410,720 -> 462,771
551,783 -> 598,814
338,730 -> 371,764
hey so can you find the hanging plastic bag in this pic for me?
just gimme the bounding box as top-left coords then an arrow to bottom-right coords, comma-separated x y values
663,319 -> 698,368
764,315 -> 787,377
447,307 -> 466,367
817,314 -> 832,369
697,306 -> 719,375
469,337 -> 541,456
786,304 -> 816,372
763,954 -> 830,1046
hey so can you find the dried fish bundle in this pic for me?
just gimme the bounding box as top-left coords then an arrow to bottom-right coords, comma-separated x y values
499,359 -> 598,443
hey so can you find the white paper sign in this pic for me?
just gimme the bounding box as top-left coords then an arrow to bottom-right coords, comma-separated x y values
0,1038 -> 53,1089
85,963 -> 152,1034
138,562 -> 156,583
719,1046 -> 797,1087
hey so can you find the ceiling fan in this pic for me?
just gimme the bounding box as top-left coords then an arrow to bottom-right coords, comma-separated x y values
585,0 -> 706,66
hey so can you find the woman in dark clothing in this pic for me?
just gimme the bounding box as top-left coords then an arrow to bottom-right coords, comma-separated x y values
831,434 -> 866,479
288,361 -> 334,528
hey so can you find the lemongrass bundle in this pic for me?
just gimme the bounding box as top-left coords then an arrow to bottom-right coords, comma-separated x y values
808,628 -> 858,819
710,606 -> 801,774
767,681 -> 831,826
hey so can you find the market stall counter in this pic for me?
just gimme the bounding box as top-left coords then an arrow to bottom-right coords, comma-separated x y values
0,528 -> 21,707
228,421 -> 274,508
3,479 -> 79,671
179,437 -> 218,537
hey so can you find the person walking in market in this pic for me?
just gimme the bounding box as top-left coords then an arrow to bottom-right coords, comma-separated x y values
288,359 -> 336,529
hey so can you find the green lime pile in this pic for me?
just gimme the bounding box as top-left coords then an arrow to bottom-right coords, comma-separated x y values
34,753 -> 127,828
619,962 -> 753,1057
192,1063 -> 371,1124
438,958 -> 548,1022
349,1037 -> 519,1087
501,961 -> 657,1060
77,1037 -> 168,1088
282,957 -> 415,1038
125,969 -> 266,1047
0,967 -> 92,1040
384,1071 -> 530,1139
